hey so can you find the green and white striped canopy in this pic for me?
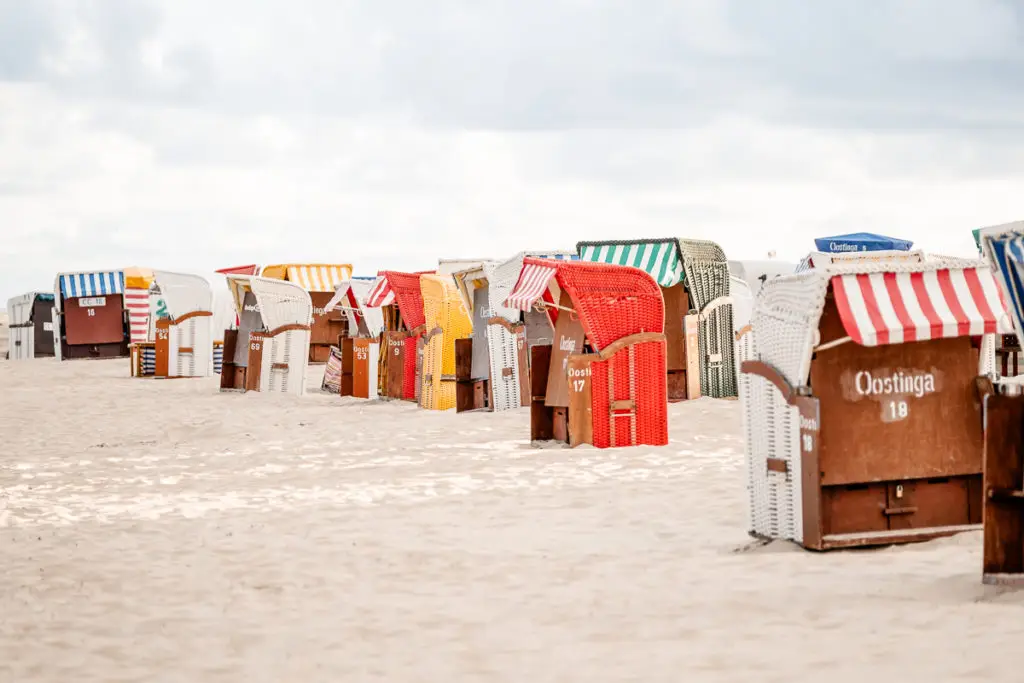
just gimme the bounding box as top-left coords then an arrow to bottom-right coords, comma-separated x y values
576,240 -> 684,287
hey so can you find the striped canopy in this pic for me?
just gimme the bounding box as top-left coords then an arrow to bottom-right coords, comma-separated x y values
365,275 -> 396,307
981,230 -> 1024,345
831,267 -> 1012,346
531,252 -> 578,261
576,240 -> 683,287
374,271 -> 429,330
505,262 -> 558,311
59,271 -> 125,298
285,264 -> 353,292
216,264 -> 259,275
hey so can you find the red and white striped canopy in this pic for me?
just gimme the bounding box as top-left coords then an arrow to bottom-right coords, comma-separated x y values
505,262 -> 558,311
365,275 -> 395,307
124,288 -> 151,343
216,264 -> 259,275
832,267 -> 1012,346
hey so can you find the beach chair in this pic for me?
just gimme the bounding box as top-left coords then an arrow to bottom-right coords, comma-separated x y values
145,271 -> 215,378
577,238 -> 735,400
321,278 -> 383,399
449,252 -> 578,413
257,264 -> 353,362
368,270 -> 431,401
53,270 -> 130,361
6,292 -> 56,360
419,274 -> 473,410
505,258 -> 668,448
219,276 -> 312,395
976,225 -> 1024,584
742,258 -> 1010,550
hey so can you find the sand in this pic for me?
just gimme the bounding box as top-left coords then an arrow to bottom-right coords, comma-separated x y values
2,358 -> 1023,682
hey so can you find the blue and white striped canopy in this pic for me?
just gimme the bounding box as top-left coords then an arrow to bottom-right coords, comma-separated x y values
533,252 -> 578,261
981,230 -> 1024,342
59,271 -> 125,298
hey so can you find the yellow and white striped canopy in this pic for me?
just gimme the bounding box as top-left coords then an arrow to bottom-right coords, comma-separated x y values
286,265 -> 352,292
258,264 -> 353,292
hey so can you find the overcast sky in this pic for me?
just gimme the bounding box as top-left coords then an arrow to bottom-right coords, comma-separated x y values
2,0 -> 1023,303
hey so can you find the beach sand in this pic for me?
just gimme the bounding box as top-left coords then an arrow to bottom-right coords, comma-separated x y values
2,358 -> 1023,682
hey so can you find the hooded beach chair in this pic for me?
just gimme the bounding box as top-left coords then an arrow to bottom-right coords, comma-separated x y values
741,257 -> 1011,551
320,278 -> 385,398
257,263 -> 353,362
505,258 -> 669,448
219,275 -> 312,395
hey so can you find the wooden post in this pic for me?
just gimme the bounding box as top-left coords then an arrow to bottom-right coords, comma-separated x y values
530,345 -> 555,441
683,313 -> 702,399
794,394 -> 824,550
385,331 -> 406,399
983,392 -> 1024,584
455,338 -> 486,412
663,285 -> 689,402
340,338 -> 355,396
220,329 -> 239,390
414,336 -> 425,404
154,318 -> 170,378
245,332 -> 265,392
567,353 -> 596,447
515,325 -> 530,407
353,338 -> 372,398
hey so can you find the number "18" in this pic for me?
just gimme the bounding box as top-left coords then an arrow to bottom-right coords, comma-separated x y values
887,400 -> 909,420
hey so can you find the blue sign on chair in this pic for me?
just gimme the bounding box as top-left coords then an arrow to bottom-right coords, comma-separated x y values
813,232 -> 914,253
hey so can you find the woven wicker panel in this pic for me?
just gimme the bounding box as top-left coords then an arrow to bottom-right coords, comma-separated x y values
979,334 -> 997,378
745,372 -> 770,537
676,238 -> 736,398
751,271 -> 826,388
402,336 -> 418,400
441,277 -> 473,376
736,328 -> 757,531
742,272 -> 819,541
488,325 -> 521,412
590,340 -> 668,448
539,260 -> 667,448
744,373 -> 801,541
421,334 -> 442,408
264,329 -> 308,395
173,318 -> 195,377
418,275 -> 469,410
701,303 -> 736,398
419,278 -> 441,408
382,271 -> 427,330
552,261 -> 664,350
485,256 -> 528,323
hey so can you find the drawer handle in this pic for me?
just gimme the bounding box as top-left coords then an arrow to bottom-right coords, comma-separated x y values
884,506 -> 919,515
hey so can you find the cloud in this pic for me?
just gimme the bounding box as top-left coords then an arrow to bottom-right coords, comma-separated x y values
12,0 -> 1024,128
1,0 -> 1022,304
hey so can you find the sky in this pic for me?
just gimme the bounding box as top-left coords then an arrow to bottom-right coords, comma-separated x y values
1,0 -> 1023,304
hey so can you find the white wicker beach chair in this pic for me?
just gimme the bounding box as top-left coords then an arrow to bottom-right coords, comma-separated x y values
250,276 -> 313,395
152,270 -> 215,378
